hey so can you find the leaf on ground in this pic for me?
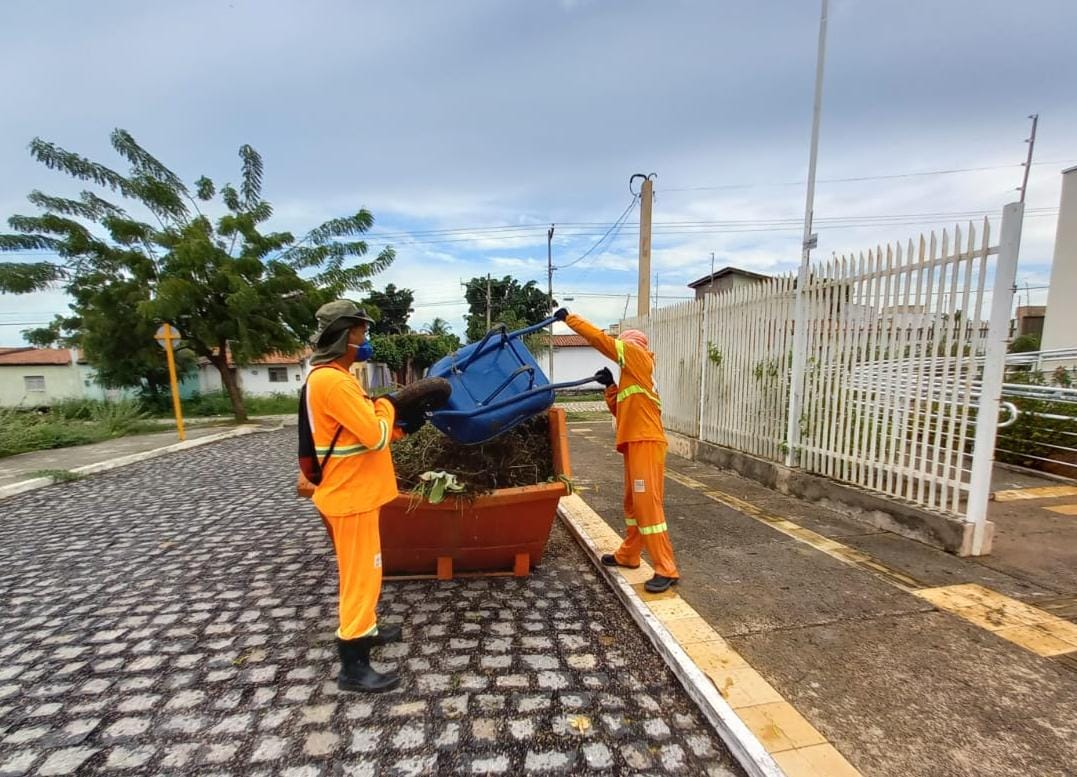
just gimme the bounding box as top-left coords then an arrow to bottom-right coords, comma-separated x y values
568,714 -> 592,733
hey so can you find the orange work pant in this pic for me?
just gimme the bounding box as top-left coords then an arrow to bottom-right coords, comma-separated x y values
320,509 -> 384,640
613,441 -> 680,579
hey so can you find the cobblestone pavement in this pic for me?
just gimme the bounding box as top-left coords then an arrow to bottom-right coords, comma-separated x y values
0,430 -> 741,776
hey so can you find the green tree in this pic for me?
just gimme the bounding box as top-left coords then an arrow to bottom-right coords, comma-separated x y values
371,332 -> 460,385
0,129 -> 393,421
362,283 -> 414,335
463,275 -> 553,343
1008,333 -> 1041,354
422,317 -> 453,336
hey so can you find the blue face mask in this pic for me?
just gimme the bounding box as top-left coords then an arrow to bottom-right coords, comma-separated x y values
354,340 -> 374,362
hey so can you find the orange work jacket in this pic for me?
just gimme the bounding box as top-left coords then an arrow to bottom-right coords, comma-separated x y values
306,363 -> 399,516
566,314 -> 666,451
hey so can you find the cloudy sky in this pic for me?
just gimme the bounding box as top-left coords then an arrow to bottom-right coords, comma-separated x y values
1,0 -> 1075,344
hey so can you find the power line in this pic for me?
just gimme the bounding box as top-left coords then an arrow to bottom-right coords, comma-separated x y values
658,159 -> 1077,192
552,195 -> 640,270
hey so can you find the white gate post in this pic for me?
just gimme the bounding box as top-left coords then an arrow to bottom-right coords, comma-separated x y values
965,201 -> 1024,555
697,295 -> 709,441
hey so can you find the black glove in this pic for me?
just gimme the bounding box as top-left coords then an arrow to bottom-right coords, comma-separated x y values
397,407 -> 428,435
553,307 -> 569,322
593,367 -> 614,387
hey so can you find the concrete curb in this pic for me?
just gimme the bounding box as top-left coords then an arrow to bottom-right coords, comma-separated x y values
557,494 -> 786,777
0,425 -> 272,502
667,430 -> 994,556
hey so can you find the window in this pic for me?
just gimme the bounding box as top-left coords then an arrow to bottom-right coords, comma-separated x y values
24,375 -> 46,392
268,367 -> 289,383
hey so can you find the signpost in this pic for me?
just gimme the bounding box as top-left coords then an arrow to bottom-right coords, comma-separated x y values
155,323 -> 186,441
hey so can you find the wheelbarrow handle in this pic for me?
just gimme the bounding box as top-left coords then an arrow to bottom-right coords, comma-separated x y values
507,316 -> 558,339
455,316 -> 558,373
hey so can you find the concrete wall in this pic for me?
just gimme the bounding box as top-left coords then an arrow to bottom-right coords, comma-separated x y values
0,364 -> 85,407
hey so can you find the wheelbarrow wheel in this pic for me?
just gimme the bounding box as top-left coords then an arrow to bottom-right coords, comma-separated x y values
385,377 -> 452,415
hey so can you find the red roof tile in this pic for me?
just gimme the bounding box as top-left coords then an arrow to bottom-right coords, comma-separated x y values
551,334 -> 592,348
0,348 -> 81,366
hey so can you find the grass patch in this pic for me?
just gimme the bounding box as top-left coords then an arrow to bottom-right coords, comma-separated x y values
566,411 -> 607,422
143,392 -> 299,418
30,469 -> 85,483
554,391 -> 605,404
0,400 -> 149,459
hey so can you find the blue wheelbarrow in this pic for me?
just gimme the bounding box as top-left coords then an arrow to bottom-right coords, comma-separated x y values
427,316 -> 598,445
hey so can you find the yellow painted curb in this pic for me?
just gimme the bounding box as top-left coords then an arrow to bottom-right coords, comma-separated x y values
558,493 -> 864,777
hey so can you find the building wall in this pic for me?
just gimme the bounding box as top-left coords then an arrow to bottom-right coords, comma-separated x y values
1041,167 -> 1077,365
198,365 -> 224,395
0,364 -> 85,407
693,273 -> 765,300
236,364 -> 304,396
76,364 -> 139,403
551,346 -> 618,388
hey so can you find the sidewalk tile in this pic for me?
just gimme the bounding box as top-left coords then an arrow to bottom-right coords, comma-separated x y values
704,665 -> 783,709
646,598 -> 699,621
736,701 -> 827,753
1044,504 -> 1077,515
632,584 -> 679,602
994,625 -> 1076,657
662,617 -> 721,645
1036,618 -> 1077,648
993,485 -> 1077,501
684,640 -> 747,673
773,743 -> 861,777
617,566 -> 654,585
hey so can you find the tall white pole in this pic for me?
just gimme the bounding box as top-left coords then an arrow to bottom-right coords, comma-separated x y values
965,202 -> 1024,556
638,177 -> 654,319
785,0 -> 829,467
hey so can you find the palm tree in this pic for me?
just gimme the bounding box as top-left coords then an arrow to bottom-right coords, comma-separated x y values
422,317 -> 452,336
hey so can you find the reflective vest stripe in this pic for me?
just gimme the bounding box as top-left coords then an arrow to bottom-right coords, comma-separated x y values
624,518 -> 638,527
615,339 -> 626,367
617,384 -> 662,408
316,420 -> 389,456
638,522 -> 668,536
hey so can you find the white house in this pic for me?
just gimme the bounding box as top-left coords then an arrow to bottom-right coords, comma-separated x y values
0,347 -> 132,407
197,350 -> 307,397
549,334 -> 618,388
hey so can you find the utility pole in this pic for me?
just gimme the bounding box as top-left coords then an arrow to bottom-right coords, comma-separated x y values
637,176 -> 654,319
547,224 -> 555,380
785,0 -> 829,468
1018,114 -> 1039,203
485,274 -> 492,330
710,251 -> 716,293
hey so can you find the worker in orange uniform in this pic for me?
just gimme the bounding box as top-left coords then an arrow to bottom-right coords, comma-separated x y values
554,308 -> 680,593
306,300 -> 426,693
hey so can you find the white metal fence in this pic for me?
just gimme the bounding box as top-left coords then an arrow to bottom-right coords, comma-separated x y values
623,203 -> 1023,553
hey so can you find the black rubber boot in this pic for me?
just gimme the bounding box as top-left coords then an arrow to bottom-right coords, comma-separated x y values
368,624 -> 402,646
337,637 -> 400,693
601,553 -> 640,569
644,575 -> 679,593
